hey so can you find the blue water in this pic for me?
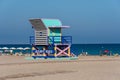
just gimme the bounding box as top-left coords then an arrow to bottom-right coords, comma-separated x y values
0,44 -> 120,56
71,44 -> 120,55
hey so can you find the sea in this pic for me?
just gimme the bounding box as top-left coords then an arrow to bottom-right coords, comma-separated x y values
0,44 -> 120,56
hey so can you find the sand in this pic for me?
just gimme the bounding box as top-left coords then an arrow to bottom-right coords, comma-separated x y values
0,56 -> 120,80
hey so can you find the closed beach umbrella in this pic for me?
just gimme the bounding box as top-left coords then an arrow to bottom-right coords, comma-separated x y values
17,47 -> 23,50
24,47 -> 30,50
10,47 -> 16,50
2,47 -> 9,50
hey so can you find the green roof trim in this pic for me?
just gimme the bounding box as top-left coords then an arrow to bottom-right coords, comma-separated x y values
41,19 -> 62,27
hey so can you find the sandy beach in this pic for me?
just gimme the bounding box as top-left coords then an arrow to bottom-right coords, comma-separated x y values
0,56 -> 120,80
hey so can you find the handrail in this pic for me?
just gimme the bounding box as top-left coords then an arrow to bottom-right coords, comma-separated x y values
48,36 -> 72,45
30,36 -> 72,45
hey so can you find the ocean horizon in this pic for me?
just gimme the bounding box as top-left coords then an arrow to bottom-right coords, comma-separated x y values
0,44 -> 120,56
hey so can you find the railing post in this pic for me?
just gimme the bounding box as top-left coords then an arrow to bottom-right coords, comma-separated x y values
53,36 -> 54,44
29,36 -> 35,45
48,36 -> 72,45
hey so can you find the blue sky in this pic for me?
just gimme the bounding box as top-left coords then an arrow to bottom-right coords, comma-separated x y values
0,0 -> 120,44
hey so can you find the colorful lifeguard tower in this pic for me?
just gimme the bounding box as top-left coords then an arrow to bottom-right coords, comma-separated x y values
29,18 -> 73,58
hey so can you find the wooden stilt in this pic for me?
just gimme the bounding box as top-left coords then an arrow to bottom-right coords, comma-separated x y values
54,46 -> 57,57
32,47 -> 35,56
68,48 -> 70,57
43,47 -> 46,56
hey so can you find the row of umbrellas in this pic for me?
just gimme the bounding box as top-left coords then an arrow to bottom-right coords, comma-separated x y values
0,47 -> 31,50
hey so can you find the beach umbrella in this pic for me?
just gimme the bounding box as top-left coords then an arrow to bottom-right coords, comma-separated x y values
2,47 -> 9,50
17,47 -> 23,50
17,47 -> 24,54
24,47 -> 30,50
23,47 -> 31,54
10,47 -> 16,50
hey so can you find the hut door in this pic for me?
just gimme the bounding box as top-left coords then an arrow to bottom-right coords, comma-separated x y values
49,28 -> 61,44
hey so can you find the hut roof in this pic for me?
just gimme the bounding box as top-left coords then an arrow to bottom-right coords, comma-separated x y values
41,19 -> 62,27
29,18 -> 69,30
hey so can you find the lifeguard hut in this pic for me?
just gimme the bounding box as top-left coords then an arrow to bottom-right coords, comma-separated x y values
29,18 -> 72,58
